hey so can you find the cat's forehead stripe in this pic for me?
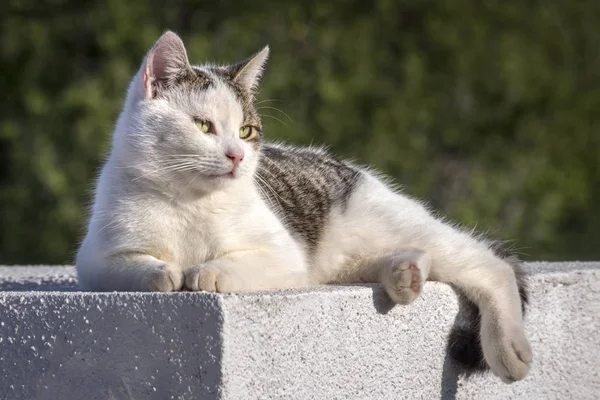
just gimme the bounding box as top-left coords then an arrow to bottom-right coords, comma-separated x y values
209,67 -> 255,121
187,66 -> 213,88
187,65 -> 258,125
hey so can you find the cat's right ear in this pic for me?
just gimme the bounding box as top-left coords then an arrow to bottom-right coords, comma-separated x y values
143,31 -> 190,99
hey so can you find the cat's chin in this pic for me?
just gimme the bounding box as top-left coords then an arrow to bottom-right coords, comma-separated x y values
206,171 -> 236,180
178,174 -> 239,198
197,171 -> 243,192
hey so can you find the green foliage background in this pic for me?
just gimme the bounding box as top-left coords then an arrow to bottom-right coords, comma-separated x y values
1,0 -> 599,264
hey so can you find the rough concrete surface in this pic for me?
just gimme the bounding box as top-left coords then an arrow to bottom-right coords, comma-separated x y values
0,262 -> 598,400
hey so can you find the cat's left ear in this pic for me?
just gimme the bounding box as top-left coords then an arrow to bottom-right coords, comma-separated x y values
229,46 -> 270,94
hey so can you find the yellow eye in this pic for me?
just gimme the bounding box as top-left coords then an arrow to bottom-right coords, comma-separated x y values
239,125 -> 259,140
196,120 -> 212,133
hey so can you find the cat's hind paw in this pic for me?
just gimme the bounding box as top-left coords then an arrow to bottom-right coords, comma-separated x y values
381,261 -> 423,305
482,318 -> 533,383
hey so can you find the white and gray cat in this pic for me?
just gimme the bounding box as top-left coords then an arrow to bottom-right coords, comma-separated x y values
76,31 -> 532,383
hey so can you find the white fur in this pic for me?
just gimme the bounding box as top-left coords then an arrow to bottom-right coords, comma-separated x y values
77,31 -> 531,383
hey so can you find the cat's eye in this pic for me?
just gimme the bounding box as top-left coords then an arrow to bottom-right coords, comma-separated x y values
239,125 -> 259,140
195,120 -> 212,134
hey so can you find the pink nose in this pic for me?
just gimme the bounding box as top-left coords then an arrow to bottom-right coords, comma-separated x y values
226,149 -> 244,169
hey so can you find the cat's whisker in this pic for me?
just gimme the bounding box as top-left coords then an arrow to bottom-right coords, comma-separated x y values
253,175 -> 281,212
152,160 -> 197,168
256,106 -> 294,123
253,180 -> 269,201
129,158 -> 227,182
255,98 -> 282,105
130,165 -> 183,182
115,158 -> 201,171
166,165 -> 201,174
161,154 -> 204,158
161,160 -> 200,168
255,170 -> 287,209
96,218 -> 121,235
260,113 -> 289,128
254,174 -> 276,201
132,162 -> 195,174
175,171 -> 201,201
114,164 -> 152,169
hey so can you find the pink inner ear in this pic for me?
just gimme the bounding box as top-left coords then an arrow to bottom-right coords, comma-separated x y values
143,48 -> 156,94
141,31 -> 189,97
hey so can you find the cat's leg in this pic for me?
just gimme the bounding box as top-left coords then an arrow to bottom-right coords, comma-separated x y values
383,232 -> 530,382
428,245 -> 531,383
371,233 -> 530,383
184,249 -> 309,293
77,252 -> 184,292
378,248 -> 432,305
335,175 -> 532,382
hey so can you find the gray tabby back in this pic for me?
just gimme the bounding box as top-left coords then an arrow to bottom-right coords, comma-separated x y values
256,144 -> 362,251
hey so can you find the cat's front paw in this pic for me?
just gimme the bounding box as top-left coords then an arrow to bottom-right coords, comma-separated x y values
184,264 -> 239,293
142,263 -> 184,292
481,317 -> 532,383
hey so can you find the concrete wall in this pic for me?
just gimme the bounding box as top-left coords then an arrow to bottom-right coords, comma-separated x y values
0,262 -> 598,400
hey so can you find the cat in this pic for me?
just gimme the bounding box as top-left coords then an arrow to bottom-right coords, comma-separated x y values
76,31 -> 532,384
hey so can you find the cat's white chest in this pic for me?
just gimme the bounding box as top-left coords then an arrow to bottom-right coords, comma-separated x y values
169,198 -> 249,268
169,210 -> 219,268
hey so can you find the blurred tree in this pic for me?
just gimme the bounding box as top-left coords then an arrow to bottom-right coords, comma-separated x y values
0,0 -> 598,263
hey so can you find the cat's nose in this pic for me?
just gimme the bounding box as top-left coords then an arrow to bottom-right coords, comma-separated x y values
226,149 -> 245,169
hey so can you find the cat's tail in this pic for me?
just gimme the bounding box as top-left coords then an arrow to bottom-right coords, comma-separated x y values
447,242 -> 530,374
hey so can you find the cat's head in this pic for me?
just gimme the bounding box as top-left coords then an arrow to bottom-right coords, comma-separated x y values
115,31 -> 268,196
